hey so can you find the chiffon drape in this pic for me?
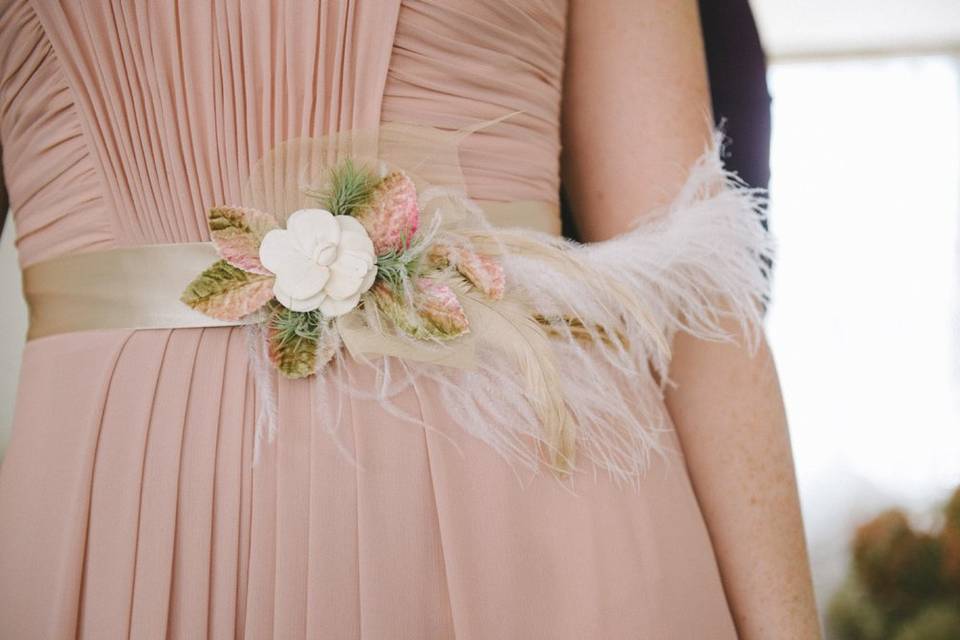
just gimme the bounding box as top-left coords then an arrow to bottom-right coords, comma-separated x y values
0,1 -> 738,637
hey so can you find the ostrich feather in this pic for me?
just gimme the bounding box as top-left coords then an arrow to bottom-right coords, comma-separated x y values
250,136 -> 774,482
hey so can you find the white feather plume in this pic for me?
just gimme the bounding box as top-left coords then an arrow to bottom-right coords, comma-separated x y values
252,137 -> 774,483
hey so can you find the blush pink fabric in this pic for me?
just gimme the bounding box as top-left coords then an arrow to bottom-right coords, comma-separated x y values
0,1 -> 738,637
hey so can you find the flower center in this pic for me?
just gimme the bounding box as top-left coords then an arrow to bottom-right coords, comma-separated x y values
311,241 -> 338,266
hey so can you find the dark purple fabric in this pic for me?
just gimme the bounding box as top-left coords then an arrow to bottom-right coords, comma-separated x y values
697,0 -> 773,294
697,0 -> 772,199
0,145 -> 7,233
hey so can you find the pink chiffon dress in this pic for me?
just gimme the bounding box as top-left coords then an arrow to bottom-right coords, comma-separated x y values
0,1 -> 739,637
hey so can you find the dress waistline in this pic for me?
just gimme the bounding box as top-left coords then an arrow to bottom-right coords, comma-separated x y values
22,199 -> 559,340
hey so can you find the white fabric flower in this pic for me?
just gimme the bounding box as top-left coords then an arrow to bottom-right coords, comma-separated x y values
259,209 -> 378,315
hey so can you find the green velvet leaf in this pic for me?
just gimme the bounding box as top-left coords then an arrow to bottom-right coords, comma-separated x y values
180,259 -> 275,321
371,279 -> 469,341
415,279 -> 470,338
208,206 -> 278,275
266,303 -> 323,379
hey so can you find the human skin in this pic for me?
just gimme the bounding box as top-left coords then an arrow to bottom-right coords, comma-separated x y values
561,1 -> 822,638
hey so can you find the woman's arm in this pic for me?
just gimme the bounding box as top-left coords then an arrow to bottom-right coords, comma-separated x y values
562,1 -> 821,638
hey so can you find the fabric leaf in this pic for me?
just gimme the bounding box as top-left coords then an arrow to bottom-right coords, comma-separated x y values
428,243 -> 505,300
371,280 -> 469,341
266,303 -> 331,379
370,282 -> 422,337
208,206 -> 279,275
415,279 -> 470,338
354,171 -> 420,255
180,259 -> 275,321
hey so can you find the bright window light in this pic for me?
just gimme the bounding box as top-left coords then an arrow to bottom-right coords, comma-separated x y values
765,55 -> 960,601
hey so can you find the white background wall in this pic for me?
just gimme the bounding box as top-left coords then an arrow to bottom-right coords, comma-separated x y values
751,0 -> 960,59
755,2 -> 960,621
0,221 -> 25,458
764,54 -> 960,611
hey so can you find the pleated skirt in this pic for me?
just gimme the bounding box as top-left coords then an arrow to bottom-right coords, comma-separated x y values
0,327 -> 737,639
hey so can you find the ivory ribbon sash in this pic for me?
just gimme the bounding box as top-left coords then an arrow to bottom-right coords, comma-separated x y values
22,200 -> 559,341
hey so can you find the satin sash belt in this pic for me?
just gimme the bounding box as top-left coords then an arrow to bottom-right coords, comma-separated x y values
23,200 -> 560,340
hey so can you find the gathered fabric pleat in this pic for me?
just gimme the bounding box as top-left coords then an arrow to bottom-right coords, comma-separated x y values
0,0 -> 112,267
0,0 -> 741,637
3,0 -> 404,256
1,326 -> 738,639
381,0 -> 565,204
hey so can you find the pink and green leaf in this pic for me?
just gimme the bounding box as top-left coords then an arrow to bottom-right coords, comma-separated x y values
267,325 -> 317,380
354,171 -> 420,255
208,206 -> 279,275
265,302 -> 333,379
428,243 -> 505,300
268,329 -> 318,379
180,259 -> 275,321
370,282 -> 421,337
415,279 -> 470,338
371,279 -> 469,341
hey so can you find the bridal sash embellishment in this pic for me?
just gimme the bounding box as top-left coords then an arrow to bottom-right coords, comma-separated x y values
161,121 -> 774,477
181,160 -> 504,379
259,209 -> 378,316
22,120 -> 774,477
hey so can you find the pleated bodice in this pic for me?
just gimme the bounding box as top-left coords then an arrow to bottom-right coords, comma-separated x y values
0,3 -> 743,637
0,0 -> 566,267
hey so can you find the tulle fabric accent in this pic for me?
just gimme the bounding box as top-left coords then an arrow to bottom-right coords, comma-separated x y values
239,124 -> 773,481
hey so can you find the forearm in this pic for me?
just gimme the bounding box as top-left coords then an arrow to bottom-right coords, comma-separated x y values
665,323 -> 821,639
562,4 -> 819,630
